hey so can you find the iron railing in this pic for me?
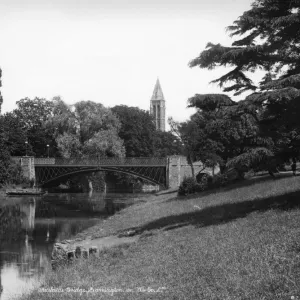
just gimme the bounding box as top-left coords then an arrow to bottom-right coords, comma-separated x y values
33,157 -> 167,166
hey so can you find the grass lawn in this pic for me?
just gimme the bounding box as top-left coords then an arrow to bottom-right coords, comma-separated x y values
21,175 -> 300,300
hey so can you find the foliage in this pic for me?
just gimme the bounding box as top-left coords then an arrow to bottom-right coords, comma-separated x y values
182,0 -> 300,176
4,160 -> 28,185
11,97 -> 56,157
111,105 -> 156,157
153,130 -> 184,157
168,117 -> 214,177
0,157 -> 27,186
56,133 -> 82,158
83,129 -> 126,158
189,0 -> 300,95
0,115 -> 11,184
0,115 -> 27,185
178,176 -> 204,196
226,147 -> 274,178
196,172 -> 212,188
73,100 -> 121,144
0,146 -> 11,185
0,112 -> 27,156
187,94 -> 235,110
208,171 -> 239,189
171,91 -> 269,176
51,98 -> 125,159
178,169 -> 240,196
113,105 -> 183,159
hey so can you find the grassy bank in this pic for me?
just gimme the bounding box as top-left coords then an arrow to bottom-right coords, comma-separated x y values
21,175 -> 300,300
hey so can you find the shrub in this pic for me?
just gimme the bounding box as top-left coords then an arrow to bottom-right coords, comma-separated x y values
178,170 -> 241,196
196,173 -> 212,189
178,176 -> 204,196
0,159 -> 28,187
208,169 -> 239,189
209,173 -> 229,188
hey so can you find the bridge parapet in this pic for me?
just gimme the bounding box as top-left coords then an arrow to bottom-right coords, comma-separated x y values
34,157 -> 167,167
34,158 -> 56,165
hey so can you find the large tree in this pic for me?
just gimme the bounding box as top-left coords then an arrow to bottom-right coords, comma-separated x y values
112,105 -> 182,158
0,112 -> 27,156
153,130 -> 183,157
188,0 -> 300,171
189,0 -> 300,96
187,94 -> 273,176
11,97 -> 56,157
51,98 -> 125,158
111,105 -> 156,157
0,116 -> 26,185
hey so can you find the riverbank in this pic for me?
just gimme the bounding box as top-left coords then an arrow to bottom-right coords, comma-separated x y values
0,189 -> 5,197
20,175 -> 300,299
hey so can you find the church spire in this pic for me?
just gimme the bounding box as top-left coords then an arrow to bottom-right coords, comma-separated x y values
151,78 -> 165,101
150,78 -> 166,131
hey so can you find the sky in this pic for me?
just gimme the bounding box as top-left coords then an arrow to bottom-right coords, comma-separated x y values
0,0 -> 254,125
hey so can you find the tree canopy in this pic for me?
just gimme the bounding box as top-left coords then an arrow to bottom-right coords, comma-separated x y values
111,105 -> 157,157
112,105 -> 183,158
189,0 -> 300,97
7,97 -> 56,157
50,98 -> 125,158
185,0 -> 300,175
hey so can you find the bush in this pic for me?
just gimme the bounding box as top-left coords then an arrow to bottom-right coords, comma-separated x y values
0,159 -> 28,187
178,170 -> 241,196
178,176 -> 205,196
196,173 -> 212,189
209,173 -> 230,188
208,169 -> 239,189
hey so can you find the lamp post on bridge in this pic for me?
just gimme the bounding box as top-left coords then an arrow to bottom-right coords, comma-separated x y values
25,140 -> 28,157
47,144 -> 49,158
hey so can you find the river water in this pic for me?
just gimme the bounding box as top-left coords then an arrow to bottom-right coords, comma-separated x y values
0,192 -> 147,300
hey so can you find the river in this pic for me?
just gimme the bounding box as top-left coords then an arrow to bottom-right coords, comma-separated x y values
0,191 -> 147,300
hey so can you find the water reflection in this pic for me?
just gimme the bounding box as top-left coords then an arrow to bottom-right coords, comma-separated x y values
0,192 -> 145,300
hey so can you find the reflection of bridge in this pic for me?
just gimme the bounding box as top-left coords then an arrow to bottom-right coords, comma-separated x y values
13,156 -> 209,189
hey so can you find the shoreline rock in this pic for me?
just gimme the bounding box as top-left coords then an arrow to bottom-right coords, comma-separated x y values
51,235 -> 138,269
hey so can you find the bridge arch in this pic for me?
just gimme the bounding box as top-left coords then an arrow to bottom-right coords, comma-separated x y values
35,165 -> 167,187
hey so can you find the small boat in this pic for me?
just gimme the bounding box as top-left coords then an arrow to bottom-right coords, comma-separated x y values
5,188 -> 46,196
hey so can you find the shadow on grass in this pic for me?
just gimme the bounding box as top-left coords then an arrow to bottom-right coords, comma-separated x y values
166,173 -> 298,203
132,190 -> 300,235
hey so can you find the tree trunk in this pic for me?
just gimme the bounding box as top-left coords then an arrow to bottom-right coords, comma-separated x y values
219,163 -> 226,174
187,153 -> 195,178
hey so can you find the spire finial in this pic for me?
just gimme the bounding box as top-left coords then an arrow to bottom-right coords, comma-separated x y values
151,78 -> 165,101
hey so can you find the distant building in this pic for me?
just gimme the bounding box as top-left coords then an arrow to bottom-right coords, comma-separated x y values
150,78 -> 166,131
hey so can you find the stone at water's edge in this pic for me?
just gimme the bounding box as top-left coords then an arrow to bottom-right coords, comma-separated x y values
51,242 -> 97,270
51,235 -> 139,270
51,243 -> 69,270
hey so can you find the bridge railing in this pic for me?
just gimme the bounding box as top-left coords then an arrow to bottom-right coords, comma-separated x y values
34,157 -> 167,166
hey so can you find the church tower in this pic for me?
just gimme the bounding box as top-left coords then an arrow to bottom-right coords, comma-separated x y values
150,78 -> 166,131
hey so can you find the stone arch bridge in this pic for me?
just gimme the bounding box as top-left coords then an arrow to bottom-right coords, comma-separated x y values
13,156 -> 213,189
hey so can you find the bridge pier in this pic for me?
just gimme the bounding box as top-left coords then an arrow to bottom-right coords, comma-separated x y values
167,156 -> 212,189
18,157 -> 36,185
